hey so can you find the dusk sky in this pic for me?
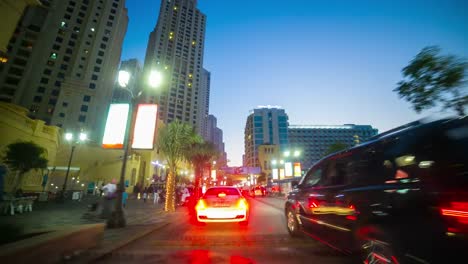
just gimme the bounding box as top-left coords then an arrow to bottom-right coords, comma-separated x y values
121,0 -> 468,166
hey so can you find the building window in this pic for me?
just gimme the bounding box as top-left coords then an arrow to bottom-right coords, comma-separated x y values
68,40 -> 75,47
80,105 -> 88,112
33,96 -> 42,102
83,95 -> 91,102
78,115 -> 86,122
63,56 -> 70,62
89,83 -> 96,89
59,113 -> 65,117
43,69 -> 52,75
37,86 -> 45,93
65,48 -> 72,54
106,22 -> 113,27
62,102 -> 68,107
98,51 -> 104,56
40,78 -> 49,84
93,66 -> 100,72
48,99 -> 57,105
53,44 -> 60,50
96,58 -> 102,64
91,74 -> 98,80
54,81 -> 61,87
55,37 -> 63,43
60,64 -> 68,70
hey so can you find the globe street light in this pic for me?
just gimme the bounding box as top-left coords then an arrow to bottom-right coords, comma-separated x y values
108,69 -> 163,228
59,131 -> 87,202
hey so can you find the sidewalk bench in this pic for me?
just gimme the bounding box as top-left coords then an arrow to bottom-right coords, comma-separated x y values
1,197 -> 36,216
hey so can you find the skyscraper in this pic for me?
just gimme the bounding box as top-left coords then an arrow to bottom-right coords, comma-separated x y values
244,106 -> 289,167
199,68 -> 210,135
0,0 -> 128,140
143,0 -> 207,133
203,114 -> 227,165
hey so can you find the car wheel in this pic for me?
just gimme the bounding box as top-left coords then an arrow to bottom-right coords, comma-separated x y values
359,227 -> 401,264
286,208 -> 301,237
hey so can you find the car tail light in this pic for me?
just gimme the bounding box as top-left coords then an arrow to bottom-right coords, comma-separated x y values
196,199 -> 206,211
236,198 -> 248,210
441,202 -> 468,224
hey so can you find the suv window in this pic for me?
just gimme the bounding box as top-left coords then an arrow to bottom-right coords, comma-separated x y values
301,166 -> 323,187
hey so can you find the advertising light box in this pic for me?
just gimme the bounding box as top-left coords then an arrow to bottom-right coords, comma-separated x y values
294,162 -> 302,177
279,169 -> 285,179
132,104 -> 158,149
285,162 -> 293,177
272,169 -> 279,180
102,104 -> 130,149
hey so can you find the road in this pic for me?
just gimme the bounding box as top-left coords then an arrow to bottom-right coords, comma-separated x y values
96,197 -> 352,264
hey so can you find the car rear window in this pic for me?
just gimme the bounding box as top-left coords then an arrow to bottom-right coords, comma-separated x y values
204,188 -> 240,196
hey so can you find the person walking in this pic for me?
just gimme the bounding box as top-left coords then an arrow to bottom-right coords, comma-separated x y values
153,186 -> 159,205
122,189 -> 128,208
143,186 -> 148,203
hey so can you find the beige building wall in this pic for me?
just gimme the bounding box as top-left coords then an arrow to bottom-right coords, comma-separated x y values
257,144 -> 280,182
0,0 -> 40,53
0,102 -> 60,192
1,102 -> 165,194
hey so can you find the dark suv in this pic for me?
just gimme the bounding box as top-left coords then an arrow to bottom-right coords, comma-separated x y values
285,117 -> 467,263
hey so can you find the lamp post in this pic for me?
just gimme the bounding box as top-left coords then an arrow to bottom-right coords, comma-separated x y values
59,132 -> 87,202
107,69 -> 162,228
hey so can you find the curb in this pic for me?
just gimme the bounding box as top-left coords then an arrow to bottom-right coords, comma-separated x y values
78,221 -> 170,262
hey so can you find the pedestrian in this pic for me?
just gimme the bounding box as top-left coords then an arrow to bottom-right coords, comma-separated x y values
122,189 -> 128,208
153,186 -> 159,205
143,186 -> 148,203
100,179 -> 117,218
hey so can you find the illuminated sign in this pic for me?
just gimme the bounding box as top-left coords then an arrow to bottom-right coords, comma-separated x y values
294,162 -> 302,177
102,104 -> 129,149
132,104 -> 158,149
279,169 -> 285,179
211,169 -> 216,180
285,162 -> 293,177
272,169 -> 279,180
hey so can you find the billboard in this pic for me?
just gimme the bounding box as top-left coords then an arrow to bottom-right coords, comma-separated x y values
294,162 -> 302,177
279,169 -> 285,179
211,169 -> 217,180
132,104 -> 158,149
272,169 -> 279,180
102,104 -> 130,149
285,162 -> 293,177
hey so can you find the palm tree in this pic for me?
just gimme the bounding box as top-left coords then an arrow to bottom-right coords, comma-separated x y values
2,141 -> 48,194
185,141 -> 219,200
157,120 -> 200,212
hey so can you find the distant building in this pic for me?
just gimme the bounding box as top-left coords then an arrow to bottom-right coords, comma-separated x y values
257,144 -> 280,181
0,0 -> 128,140
288,124 -> 378,169
143,0 -> 207,134
203,114 -> 227,165
244,106 -> 289,168
112,58 -> 142,103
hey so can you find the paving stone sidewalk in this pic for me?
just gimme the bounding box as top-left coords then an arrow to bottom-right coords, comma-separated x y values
0,195 -> 165,234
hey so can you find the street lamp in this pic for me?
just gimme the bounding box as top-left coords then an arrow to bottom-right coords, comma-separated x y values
107,68 -> 162,228
293,150 -> 301,157
59,131 -> 87,202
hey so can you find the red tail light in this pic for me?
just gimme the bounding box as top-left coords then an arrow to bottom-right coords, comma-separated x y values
236,198 -> 248,210
196,199 -> 206,211
441,202 -> 468,224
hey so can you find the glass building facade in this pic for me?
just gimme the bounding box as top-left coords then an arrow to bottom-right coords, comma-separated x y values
244,106 -> 289,167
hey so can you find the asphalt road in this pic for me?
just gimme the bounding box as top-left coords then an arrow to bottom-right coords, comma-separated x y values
96,197 -> 353,264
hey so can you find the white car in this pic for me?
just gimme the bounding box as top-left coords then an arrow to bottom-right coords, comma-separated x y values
195,186 -> 249,225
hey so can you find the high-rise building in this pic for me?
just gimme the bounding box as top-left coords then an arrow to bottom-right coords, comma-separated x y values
199,68 -> 210,135
112,58 -> 141,103
244,106 -> 289,168
203,114 -> 227,165
143,0 -> 207,133
0,0 -> 128,140
0,0 -> 41,53
288,124 -> 378,169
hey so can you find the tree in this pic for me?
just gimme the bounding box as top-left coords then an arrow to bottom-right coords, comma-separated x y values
323,142 -> 348,157
185,141 -> 218,200
2,141 -> 48,193
157,120 -> 199,212
395,46 -> 468,116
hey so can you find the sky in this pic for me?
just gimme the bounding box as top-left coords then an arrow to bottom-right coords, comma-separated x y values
121,0 -> 468,166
